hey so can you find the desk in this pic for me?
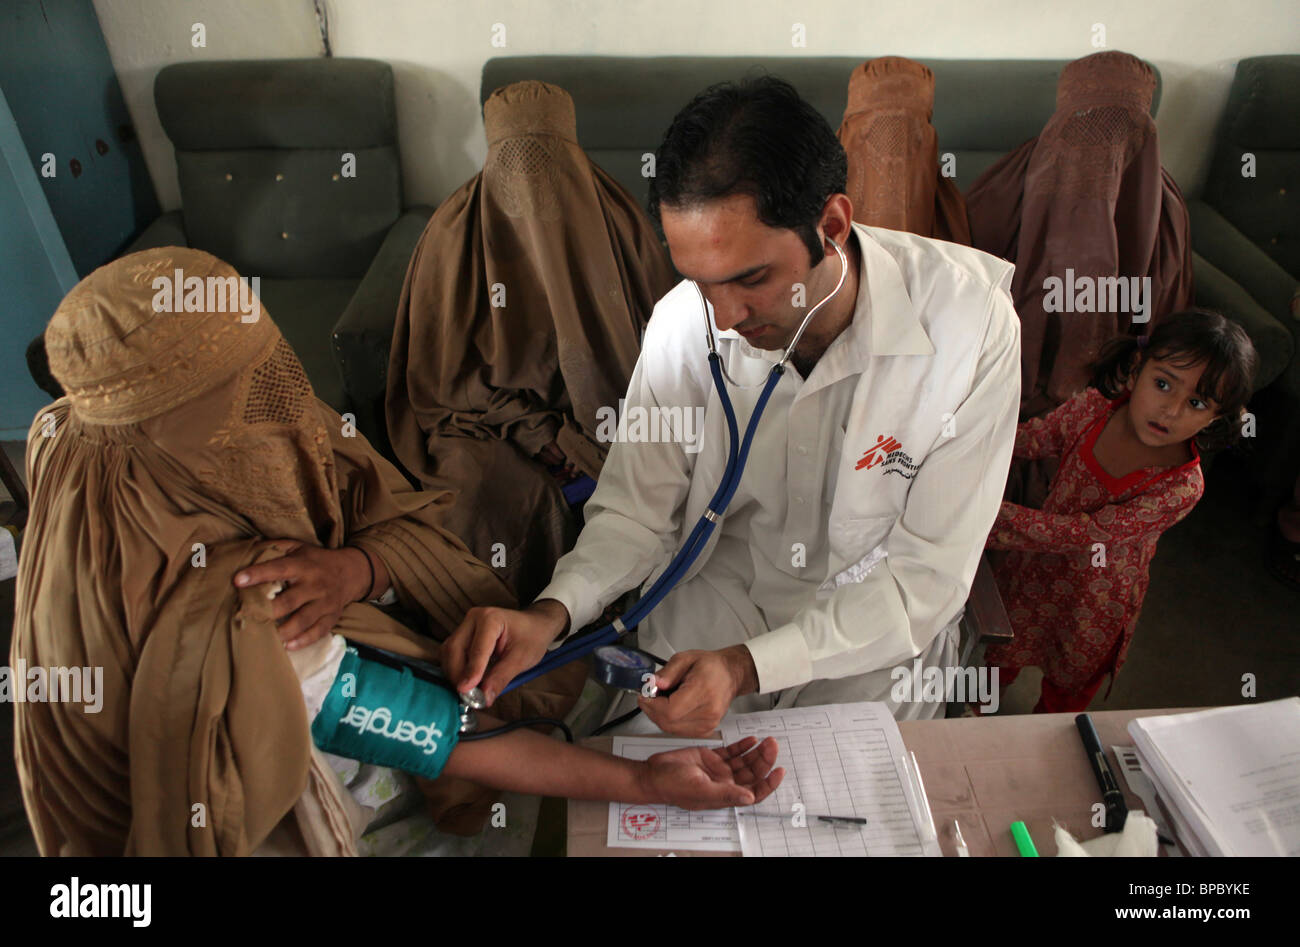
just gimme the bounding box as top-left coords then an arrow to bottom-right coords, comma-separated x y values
567,708 -> 1194,856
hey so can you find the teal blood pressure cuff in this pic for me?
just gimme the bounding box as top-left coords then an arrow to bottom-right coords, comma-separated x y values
310,646 -> 460,780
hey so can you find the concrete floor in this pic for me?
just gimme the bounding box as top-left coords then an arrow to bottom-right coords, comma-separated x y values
0,441 -> 1296,854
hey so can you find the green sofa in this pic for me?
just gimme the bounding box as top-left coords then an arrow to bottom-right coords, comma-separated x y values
479,55 -> 1159,202
122,58 -> 431,451
1186,55 -> 1299,510
156,55 -> 1163,471
329,56 -> 1157,470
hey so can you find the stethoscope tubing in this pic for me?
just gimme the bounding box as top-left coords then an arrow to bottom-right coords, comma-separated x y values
500,355 -> 761,694
499,238 -> 846,696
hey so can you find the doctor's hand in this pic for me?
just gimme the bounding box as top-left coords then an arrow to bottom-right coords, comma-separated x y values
643,736 -> 784,810
441,599 -> 571,705
638,646 -> 760,738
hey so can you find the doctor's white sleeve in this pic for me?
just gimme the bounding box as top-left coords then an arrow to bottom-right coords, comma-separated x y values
532,322 -> 700,638
745,284 -> 1022,694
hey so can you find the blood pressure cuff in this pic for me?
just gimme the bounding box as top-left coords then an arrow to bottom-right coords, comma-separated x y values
309,646 -> 460,780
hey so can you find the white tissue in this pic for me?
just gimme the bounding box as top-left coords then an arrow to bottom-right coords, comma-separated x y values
1054,812 -> 1160,857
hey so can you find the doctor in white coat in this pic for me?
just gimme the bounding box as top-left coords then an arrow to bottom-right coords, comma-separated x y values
444,75 -> 1020,737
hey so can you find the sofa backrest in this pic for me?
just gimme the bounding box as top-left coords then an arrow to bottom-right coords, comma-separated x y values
156,58 -> 402,279
481,55 -> 1161,208
1202,55 -> 1300,279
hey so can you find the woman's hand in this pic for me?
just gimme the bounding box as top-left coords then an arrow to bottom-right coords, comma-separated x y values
536,441 -> 568,467
536,440 -> 578,478
641,736 -> 784,810
233,542 -> 373,651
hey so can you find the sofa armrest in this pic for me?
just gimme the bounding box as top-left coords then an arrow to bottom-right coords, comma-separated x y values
1188,200 -> 1299,331
1191,251 -> 1294,390
121,211 -> 188,255
331,206 -> 433,450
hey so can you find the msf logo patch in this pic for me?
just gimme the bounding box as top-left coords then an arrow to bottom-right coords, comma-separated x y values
855,434 -> 919,479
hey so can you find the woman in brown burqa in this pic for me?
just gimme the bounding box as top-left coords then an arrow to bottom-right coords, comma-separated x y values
387,80 -> 678,605
967,50 -> 1194,421
13,249 -> 778,856
837,56 -> 970,244
965,51 -> 1193,506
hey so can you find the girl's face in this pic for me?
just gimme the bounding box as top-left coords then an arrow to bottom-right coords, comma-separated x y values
1125,356 -> 1221,448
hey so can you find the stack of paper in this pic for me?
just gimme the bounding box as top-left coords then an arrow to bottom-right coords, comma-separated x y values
1127,698 -> 1300,857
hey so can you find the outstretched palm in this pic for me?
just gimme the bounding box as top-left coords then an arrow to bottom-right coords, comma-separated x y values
645,736 -> 784,811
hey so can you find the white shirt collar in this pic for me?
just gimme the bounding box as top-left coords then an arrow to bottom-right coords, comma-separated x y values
850,221 -> 936,358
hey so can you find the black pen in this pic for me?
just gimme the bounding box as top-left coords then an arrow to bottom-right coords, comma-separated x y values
1075,713 -> 1128,832
736,813 -> 867,825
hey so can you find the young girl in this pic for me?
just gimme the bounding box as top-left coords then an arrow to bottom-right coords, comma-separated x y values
983,310 -> 1258,713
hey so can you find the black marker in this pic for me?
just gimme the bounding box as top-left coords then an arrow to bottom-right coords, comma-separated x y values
1076,712 -> 1127,832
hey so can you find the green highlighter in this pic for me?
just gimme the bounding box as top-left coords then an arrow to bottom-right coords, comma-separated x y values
1011,821 -> 1039,857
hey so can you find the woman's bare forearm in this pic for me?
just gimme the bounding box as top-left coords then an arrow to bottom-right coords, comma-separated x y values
440,723 -> 659,804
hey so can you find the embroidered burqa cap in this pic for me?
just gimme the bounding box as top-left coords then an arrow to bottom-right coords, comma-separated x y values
837,57 -> 971,243
45,248 -> 274,425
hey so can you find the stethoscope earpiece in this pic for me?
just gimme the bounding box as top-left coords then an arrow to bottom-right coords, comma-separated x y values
690,235 -> 849,384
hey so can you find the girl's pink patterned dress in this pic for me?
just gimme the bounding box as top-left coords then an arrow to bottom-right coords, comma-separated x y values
984,387 -> 1204,694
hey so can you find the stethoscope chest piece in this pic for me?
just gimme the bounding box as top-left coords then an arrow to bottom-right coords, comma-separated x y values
458,687 -> 487,734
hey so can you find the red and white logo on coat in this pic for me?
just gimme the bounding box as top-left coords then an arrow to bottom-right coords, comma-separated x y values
856,434 -> 919,479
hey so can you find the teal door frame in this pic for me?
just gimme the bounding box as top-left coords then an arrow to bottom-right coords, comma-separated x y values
0,86 -> 77,439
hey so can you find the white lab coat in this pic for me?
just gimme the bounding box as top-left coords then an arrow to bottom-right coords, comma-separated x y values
537,221 -> 1021,721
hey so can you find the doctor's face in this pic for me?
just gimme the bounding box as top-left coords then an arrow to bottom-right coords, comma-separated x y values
659,194 -> 841,350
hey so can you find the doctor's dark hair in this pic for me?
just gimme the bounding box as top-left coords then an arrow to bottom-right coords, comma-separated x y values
647,75 -> 848,267
1087,309 -> 1258,451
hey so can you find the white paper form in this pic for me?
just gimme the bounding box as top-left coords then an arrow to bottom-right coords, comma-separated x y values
719,702 -> 941,857
1129,698 -> 1300,857
606,736 -> 742,852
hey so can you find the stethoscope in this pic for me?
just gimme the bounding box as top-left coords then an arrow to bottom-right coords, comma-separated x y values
345,639 -> 573,742
496,235 -> 851,699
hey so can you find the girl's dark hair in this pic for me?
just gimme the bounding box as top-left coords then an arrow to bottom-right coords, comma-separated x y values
647,74 -> 848,267
1088,309 -> 1258,451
